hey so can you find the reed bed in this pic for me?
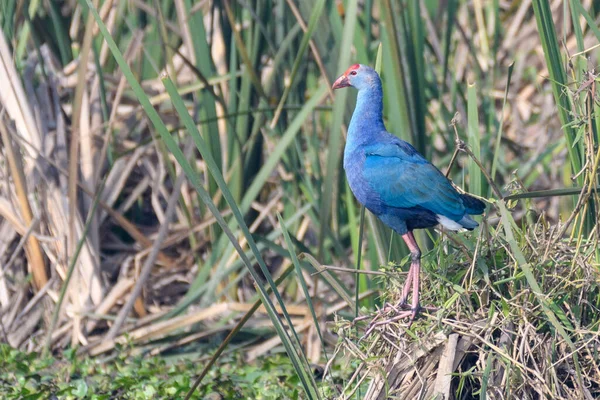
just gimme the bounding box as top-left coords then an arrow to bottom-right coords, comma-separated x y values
0,0 -> 599,398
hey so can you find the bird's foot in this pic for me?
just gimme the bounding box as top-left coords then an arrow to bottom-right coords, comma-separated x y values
394,299 -> 439,314
351,313 -> 373,325
361,308 -> 417,339
418,304 -> 439,313
353,303 -> 438,339
351,302 -> 398,327
362,303 -> 442,338
395,299 -> 411,311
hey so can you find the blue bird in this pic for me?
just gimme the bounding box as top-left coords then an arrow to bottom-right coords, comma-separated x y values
332,64 -> 485,322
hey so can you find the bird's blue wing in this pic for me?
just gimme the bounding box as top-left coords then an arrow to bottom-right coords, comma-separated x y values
362,139 -> 466,220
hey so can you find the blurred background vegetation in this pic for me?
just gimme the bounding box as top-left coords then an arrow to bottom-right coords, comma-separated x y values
0,0 -> 599,398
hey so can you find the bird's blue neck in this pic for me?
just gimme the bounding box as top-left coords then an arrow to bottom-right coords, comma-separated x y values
346,83 -> 386,151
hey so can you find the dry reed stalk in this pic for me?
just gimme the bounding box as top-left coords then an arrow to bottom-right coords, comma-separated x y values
0,37 -> 48,292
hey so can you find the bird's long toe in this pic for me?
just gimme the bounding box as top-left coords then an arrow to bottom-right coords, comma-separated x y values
363,309 -> 415,337
408,307 -> 419,325
419,304 -> 439,313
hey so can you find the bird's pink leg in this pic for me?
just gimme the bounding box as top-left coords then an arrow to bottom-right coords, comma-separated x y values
400,232 -> 421,321
363,232 -> 424,333
411,253 -> 420,321
398,262 -> 414,307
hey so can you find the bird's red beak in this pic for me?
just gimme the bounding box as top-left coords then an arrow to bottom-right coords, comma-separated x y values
332,74 -> 350,90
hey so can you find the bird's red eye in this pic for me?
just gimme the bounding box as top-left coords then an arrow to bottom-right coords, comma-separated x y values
350,70 -> 358,76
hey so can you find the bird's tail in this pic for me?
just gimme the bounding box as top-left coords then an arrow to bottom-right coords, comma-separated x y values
456,194 -> 486,230
461,193 -> 486,215
458,214 -> 479,230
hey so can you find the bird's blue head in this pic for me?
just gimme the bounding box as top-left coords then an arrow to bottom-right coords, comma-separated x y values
332,64 -> 381,91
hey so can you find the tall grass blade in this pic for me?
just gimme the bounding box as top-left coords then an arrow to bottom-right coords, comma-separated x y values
406,0 -> 426,153
572,1 -> 600,43
278,214 -> 328,360
504,186 -> 600,200
182,0 -> 221,196
531,0 -> 582,178
270,0 -> 326,128
380,0 -> 412,143
491,62 -> 513,182
467,83 -> 482,195
569,1 -> 585,51
221,0 -> 267,100
47,0 -> 72,65
442,0 -> 458,89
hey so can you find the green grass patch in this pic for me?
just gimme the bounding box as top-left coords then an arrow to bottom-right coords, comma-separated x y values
0,344 -> 314,399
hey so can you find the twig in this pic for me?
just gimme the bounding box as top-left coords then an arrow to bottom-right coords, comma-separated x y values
450,113 -> 503,200
311,265 -> 388,276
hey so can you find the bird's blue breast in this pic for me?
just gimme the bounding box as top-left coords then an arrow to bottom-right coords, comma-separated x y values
343,149 -> 385,215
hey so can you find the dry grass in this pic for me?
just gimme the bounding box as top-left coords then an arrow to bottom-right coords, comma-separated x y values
334,219 -> 600,399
